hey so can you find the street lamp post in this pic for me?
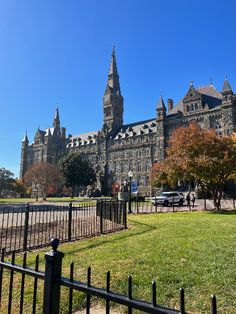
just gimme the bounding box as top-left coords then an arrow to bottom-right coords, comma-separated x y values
128,170 -> 133,214
35,183 -> 39,202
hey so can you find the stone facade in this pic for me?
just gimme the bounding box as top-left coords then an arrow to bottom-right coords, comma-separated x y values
20,48 -> 236,196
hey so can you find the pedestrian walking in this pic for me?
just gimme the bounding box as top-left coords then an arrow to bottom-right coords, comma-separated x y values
191,193 -> 196,209
186,192 -> 191,209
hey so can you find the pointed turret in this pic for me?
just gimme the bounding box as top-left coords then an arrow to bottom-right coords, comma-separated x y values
53,107 -> 60,129
156,95 -> 166,110
222,75 -> 233,95
22,131 -> 29,145
103,47 -> 124,131
156,95 -> 166,120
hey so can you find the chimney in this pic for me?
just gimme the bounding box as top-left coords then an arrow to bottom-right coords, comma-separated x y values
168,99 -> 174,112
61,127 -> 66,140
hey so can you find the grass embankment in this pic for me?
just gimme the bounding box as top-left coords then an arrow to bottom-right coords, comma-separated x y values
0,197 -> 98,203
1,212 -> 236,313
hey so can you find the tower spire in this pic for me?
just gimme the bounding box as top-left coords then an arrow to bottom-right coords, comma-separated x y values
109,46 -> 118,75
106,46 -> 120,92
103,47 -> 124,131
53,107 -> 60,129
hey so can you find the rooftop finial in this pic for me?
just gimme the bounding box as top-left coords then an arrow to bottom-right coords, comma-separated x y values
225,73 -> 228,80
160,89 -> 163,96
210,76 -> 213,85
190,80 -> 193,87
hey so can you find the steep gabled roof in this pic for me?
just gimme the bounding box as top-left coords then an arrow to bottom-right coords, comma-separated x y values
182,84 -> 202,103
34,127 -> 45,138
168,84 -> 222,115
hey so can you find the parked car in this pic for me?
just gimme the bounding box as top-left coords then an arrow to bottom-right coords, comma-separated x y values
152,192 -> 185,206
131,195 -> 145,202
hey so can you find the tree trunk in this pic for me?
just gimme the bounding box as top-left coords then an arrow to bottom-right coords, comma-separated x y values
71,185 -> 75,198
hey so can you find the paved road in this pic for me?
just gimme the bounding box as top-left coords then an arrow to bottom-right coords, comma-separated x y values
0,201 -> 96,228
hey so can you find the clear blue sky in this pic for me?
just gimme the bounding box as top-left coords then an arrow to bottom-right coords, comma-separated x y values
0,0 -> 235,177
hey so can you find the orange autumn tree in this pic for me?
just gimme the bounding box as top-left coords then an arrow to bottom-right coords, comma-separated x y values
24,162 -> 62,200
151,122 -> 236,210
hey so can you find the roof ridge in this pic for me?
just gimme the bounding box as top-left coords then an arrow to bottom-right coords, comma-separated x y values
123,118 -> 155,128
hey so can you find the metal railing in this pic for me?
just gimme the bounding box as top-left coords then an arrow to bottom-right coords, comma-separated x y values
0,239 -> 218,314
0,200 -> 127,254
130,197 -> 236,214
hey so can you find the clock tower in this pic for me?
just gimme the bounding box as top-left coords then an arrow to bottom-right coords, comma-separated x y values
103,47 -> 124,131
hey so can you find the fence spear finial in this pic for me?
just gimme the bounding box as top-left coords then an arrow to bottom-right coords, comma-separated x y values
50,238 -> 60,252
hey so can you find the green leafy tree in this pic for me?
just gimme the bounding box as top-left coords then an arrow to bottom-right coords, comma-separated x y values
12,179 -> 27,196
59,152 -> 96,198
0,168 -> 15,197
151,122 -> 236,210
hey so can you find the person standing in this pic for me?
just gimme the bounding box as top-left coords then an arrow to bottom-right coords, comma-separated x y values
191,193 -> 196,209
186,192 -> 191,209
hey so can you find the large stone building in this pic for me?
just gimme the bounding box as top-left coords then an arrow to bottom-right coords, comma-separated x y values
20,48 -> 236,195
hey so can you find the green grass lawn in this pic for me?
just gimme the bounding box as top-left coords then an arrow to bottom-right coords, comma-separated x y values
1,211 -> 236,313
0,196 -> 97,203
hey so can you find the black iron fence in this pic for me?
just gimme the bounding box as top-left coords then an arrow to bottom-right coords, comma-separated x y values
0,200 -> 127,255
0,239 -> 218,314
130,197 -> 236,214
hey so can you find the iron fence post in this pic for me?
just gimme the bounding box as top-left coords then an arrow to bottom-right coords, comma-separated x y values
100,201 -> 103,234
43,238 -> 64,314
211,294 -> 217,314
23,203 -> 30,251
204,198 -> 206,210
180,288 -> 185,314
68,202 -> 72,242
123,201 -> 127,229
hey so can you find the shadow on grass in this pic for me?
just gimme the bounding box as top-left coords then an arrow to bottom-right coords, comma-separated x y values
63,220 -> 158,255
207,210 -> 236,215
